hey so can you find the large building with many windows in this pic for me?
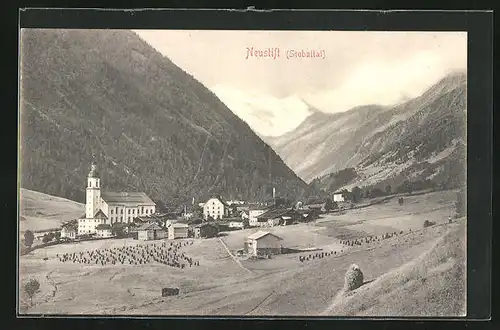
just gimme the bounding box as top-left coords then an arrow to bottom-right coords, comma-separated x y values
202,196 -> 229,220
78,157 -> 156,235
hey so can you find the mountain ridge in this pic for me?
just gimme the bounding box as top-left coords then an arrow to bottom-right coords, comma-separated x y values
20,29 -> 309,207
264,71 -> 466,192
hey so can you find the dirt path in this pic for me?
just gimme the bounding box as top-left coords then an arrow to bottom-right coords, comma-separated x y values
217,238 -> 253,274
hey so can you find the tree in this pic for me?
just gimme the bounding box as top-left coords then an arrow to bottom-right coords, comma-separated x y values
54,232 -> 61,241
24,279 -> 40,306
385,185 -> 392,195
324,198 -> 338,212
398,197 -> 404,205
24,230 -> 34,248
42,232 -> 54,244
371,188 -> 384,198
351,186 -> 363,203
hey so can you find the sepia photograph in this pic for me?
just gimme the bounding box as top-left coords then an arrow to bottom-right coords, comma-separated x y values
18,27 -> 467,317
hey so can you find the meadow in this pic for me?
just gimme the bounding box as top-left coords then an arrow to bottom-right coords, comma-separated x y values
19,189 -> 465,316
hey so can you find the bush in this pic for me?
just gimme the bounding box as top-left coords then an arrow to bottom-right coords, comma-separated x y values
24,279 -> 40,306
344,264 -> 364,291
423,220 -> 435,228
24,230 -> 34,248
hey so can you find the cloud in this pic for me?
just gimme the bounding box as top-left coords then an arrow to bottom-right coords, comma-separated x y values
134,30 -> 467,134
211,85 -> 313,137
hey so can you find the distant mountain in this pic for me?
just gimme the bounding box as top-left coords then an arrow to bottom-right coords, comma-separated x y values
266,72 -> 466,192
20,29 -> 309,207
210,85 -> 313,137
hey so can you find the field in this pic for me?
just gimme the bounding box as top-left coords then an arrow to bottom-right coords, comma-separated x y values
18,190 -> 465,316
19,188 -> 84,232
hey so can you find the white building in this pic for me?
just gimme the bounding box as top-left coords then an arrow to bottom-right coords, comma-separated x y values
244,231 -> 283,256
203,197 -> 230,220
333,192 -> 345,202
78,157 -> 156,235
248,207 -> 269,227
95,224 -> 113,238
229,221 -> 244,229
168,223 -> 189,240
61,223 -> 77,239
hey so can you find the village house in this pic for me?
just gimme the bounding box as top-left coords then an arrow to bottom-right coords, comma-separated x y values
203,196 -> 230,220
244,231 -> 283,256
239,209 -> 250,220
333,192 -> 345,202
137,223 -> 165,241
229,221 -> 244,229
168,223 -> 189,239
78,157 -> 156,235
303,202 -> 327,213
61,223 -> 78,240
193,222 -> 219,239
256,208 -> 302,227
95,224 -> 113,238
248,206 -> 271,227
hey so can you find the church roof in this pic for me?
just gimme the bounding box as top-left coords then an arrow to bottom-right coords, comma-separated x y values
94,209 -> 108,219
101,192 -> 155,206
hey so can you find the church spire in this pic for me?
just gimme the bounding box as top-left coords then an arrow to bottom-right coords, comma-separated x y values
88,154 -> 99,178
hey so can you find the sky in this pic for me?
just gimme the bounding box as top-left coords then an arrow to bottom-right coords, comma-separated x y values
134,30 -> 467,137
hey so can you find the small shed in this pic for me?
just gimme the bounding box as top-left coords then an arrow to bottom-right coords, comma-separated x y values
333,192 -> 345,202
244,231 -> 283,256
168,223 -> 189,240
193,222 -> 219,238
95,224 -> 113,238
137,223 -> 166,241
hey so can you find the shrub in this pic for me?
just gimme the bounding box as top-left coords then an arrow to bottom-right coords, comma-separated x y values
423,220 -> 435,228
344,264 -> 364,291
24,279 -> 40,306
24,230 -> 35,248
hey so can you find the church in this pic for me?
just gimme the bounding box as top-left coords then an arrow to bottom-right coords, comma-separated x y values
78,157 -> 156,235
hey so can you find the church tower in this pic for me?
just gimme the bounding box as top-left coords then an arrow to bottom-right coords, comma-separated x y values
86,155 -> 102,219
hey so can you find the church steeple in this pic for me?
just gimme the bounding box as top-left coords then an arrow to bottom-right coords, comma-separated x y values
88,154 -> 99,179
86,154 -> 102,219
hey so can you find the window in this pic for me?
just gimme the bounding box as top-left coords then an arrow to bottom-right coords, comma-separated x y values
111,210 -> 114,214
142,206 -> 144,214
128,209 -> 131,214
116,207 -> 118,213
121,209 -> 123,214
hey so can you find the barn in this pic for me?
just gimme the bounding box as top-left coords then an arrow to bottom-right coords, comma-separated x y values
193,222 -> 219,238
244,231 -> 283,256
168,223 -> 189,240
137,223 -> 166,241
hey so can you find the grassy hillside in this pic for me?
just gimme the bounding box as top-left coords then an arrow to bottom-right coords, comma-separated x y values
19,29 -> 308,207
20,190 -> 463,316
323,219 -> 466,316
19,188 -> 84,232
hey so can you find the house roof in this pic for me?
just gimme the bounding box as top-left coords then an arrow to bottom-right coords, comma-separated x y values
304,203 -> 326,209
96,224 -> 112,230
194,222 -> 218,228
246,231 -> 283,241
138,223 -> 163,231
257,208 -> 297,221
171,223 -> 189,228
62,224 -> 77,232
94,209 -> 108,219
206,196 -> 229,207
101,192 -> 155,206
